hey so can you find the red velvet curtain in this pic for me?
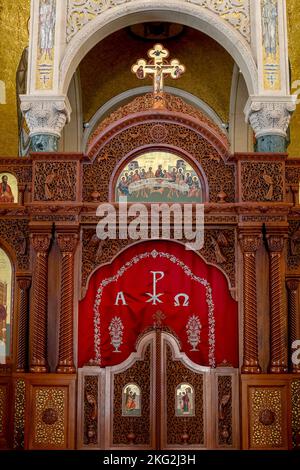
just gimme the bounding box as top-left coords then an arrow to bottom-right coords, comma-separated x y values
78,240 -> 238,368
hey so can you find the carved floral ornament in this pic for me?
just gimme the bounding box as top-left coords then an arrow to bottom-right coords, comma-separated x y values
66,0 -> 251,43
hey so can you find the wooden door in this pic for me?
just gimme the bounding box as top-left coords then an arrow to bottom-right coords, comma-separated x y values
104,329 -> 209,450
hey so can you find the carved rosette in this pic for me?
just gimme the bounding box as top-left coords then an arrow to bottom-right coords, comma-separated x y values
239,234 -> 262,373
30,233 -> 51,373
267,236 -> 288,373
16,278 -> 31,372
287,279 -> 300,373
56,232 -> 78,373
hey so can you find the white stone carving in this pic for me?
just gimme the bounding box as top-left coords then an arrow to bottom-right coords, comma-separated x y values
244,96 -> 297,138
66,0 -> 250,43
20,95 -> 72,137
61,0 -> 258,95
186,315 -> 202,351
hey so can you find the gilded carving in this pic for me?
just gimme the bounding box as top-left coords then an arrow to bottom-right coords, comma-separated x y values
84,376 -> 98,445
218,375 -> 232,446
113,344 -> 151,445
13,379 -> 26,449
249,387 -> 283,448
241,162 -> 284,202
166,344 -> 204,445
34,387 -> 65,446
34,162 -> 77,201
291,380 -> 300,449
66,0 -> 250,43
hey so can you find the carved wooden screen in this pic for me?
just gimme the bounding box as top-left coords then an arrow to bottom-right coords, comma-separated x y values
78,331 -> 239,449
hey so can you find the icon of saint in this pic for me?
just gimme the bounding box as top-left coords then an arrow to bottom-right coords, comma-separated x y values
0,175 -> 14,203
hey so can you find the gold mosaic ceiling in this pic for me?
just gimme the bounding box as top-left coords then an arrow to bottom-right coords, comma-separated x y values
0,0 -> 299,156
79,27 -> 234,126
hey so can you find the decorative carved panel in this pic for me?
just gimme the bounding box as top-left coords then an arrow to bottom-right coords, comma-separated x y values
166,344 -> 204,446
33,162 -> 77,201
286,166 -> 300,185
112,344 -> 151,445
83,122 -> 235,204
249,387 -> 284,448
241,162 -> 284,202
87,93 -> 227,149
218,375 -> 232,446
291,380 -> 300,449
0,219 -> 29,270
13,379 -> 26,449
81,227 -> 236,291
288,220 -> 300,272
84,376 -> 98,445
32,387 -> 66,448
66,0 -> 250,43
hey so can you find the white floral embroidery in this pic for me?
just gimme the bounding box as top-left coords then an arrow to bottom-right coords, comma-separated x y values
186,315 -> 202,351
93,250 -> 216,367
109,316 -> 124,352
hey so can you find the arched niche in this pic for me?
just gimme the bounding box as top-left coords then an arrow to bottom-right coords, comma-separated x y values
111,148 -> 207,203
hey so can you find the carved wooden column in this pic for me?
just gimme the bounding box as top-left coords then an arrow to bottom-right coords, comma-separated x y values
30,232 -> 51,373
286,279 -> 300,373
56,231 -> 78,373
16,276 -> 31,372
239,234 -> 262,373
267,235 -> 288,373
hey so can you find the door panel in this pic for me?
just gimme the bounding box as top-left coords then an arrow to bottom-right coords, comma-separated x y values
78,330 -> 239,449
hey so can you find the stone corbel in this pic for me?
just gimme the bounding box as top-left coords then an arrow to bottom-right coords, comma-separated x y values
20,95 -> 72,152
244,96 -> 296,152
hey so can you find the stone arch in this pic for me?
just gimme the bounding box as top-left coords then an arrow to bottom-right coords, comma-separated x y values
61,0 -> 258,96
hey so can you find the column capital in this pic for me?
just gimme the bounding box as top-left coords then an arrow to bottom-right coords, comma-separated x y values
239,233 -> 262,253
286,278 -> 299,292
245,96 -> 296,137
266,234 -> 286,253
244,96 -> 296,152
56,232 -> 79,253
20,95 -> 71,152
31,233 -> 52,253
17,277 -> 31,291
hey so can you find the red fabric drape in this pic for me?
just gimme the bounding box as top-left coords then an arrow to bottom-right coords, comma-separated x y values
78,240 -> 238,368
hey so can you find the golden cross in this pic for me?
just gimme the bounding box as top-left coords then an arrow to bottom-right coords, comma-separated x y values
131,44 -> 185,95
